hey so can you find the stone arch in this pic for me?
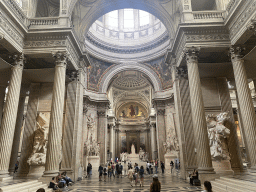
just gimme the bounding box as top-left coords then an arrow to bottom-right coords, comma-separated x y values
69,0 -> 177,41
99,62 -> 162,93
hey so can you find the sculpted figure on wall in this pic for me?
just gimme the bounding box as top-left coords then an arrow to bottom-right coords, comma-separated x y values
206,112 -> 230,161
87,115 -> 96,141
163,126 -> 179,155
27,113 -> 49,166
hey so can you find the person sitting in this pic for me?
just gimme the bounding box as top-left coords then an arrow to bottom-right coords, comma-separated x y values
202,181 -> 213,192
61,171 -> 74,186
150,174 -> 161,192
190,169 -> 199,185
49,177 -> 58,190
36,188 -> 45,192
58,177 -> 67,188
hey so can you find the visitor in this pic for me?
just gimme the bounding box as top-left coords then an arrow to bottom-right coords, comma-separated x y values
150,174 -> 161,192
103,165 -> 108,182
190,169 -> 199,185
160,161 -> 165,174
135,163 -> 139,173
134,169 -> 138,186
56,172 -> 62,183
119,163 -> 123,178
155,160 -> 158,174
36,188 -> 45,192
98,164 -> 103,181
112,162 -> 115,177
49,177 -> 58,190
146,161 -> 150,174
170,161 -> 174,173
202,181 -> 213,192
116,163 -> 119,178
139,166 -> 144,187
87,163 -> 92,178
108,163 -> 112,178
58,177 -> 66,188
61,171 -> 74,186
128,167 -> 134,187
150,161 -> 154,174
14,161 -> 19,173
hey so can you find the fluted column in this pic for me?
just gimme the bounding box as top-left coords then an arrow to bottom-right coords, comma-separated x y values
150,123 -> 156,160
0,53 -> 24,176
43,52 -> 68,176
230,46 -> 256,169
185,48 -> 214,174
9,92 -> 26,173
110,125 -> 114,161
0,85 -> 6,125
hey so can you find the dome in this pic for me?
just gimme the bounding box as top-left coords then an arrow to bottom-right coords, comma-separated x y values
84,9 -> 170,62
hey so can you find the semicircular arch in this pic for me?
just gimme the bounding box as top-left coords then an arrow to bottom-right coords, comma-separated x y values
99,62 -> 162,93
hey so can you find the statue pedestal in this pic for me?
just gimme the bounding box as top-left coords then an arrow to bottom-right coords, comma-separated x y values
88,156 -> 100,169
212,160 -> 233,176
27,165 -> 45,179
164,153 -> 177,170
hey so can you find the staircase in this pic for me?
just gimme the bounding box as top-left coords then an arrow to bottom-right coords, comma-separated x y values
211,177 -> 256,192
0,180 -> 53,192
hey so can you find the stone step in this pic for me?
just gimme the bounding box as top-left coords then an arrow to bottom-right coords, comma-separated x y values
212,184 -> 226,192
220,176 -> 256,188
0,180 -> 51,192
212,179 -> 256,192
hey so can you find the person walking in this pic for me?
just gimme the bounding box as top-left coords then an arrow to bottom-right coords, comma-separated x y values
119,163 -> 123,178
103,165 -> 108,182
128,167 -> 134,187
161,161 -> 165,174
150,174 -> 161,192
139,166 -> 144,187
116,163 -> 119,178
98,164 -> 103,181
146,161 -> 150,174
108,164 -> 112,178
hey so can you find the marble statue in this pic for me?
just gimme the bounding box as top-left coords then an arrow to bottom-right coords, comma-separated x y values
206,112 -> 230,160
164,126 -> 179,154
87,115 -> 96,141
84,138 -> 100,156
131,144 -> 136,154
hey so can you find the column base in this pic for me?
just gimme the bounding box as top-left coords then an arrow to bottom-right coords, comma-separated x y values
0,171 -> 13,182
199,173 -> 220,184
198,167 -> 215,174
42,170 -> 59,177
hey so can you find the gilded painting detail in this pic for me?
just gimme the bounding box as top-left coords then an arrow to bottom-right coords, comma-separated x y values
118,103 -> 147,119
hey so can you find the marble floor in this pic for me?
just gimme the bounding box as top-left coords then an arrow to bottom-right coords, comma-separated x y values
68,169 -> 202,192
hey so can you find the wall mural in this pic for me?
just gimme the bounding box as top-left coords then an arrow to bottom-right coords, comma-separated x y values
118,103 -> 147,119
87,56 -> 114,91
121,136 -> 127,153
144,56 -> 172,90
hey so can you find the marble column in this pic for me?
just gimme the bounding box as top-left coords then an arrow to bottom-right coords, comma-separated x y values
0,85 -> 6,125
0,54 -> 24,177
97,105 -> 108,164
9,91 -> 26,173
134,9 -> 140,30
230,46 -> 256,169
185,48 -> 214,174
110,125 -> 114,161
150,123 -> 156,160
61,69 -> 85,181
17,83 -> 40,177
43,52 -> 68,176
118,9 -> 124,30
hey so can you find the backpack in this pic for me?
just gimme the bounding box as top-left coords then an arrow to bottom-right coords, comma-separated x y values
135,166 -> 139,172
139,169 -> 144,175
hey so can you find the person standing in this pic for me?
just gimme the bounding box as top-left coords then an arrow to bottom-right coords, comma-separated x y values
170,161 -> 174,173
103,166 -> 107,182
161,161 -> 165,174
202,181 -> 213,192
128,167 -> 134,187
98,164 -> 103,181
154,160 -> 158,174
119,163 -> 123,178
146,161 -> 150,174
139,166 -> 144,187
116,163 -> 119,178
108,164 -> 112,178
150,161 -> 154,174
150,174 -> 161,192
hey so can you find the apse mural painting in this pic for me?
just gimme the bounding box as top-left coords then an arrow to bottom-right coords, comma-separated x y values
118,103 -> 147,119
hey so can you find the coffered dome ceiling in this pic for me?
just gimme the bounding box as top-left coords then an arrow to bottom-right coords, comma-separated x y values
84,9 -> 171,62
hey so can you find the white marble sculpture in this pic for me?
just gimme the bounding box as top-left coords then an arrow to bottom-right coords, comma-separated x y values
131,144 -> 136,154
163,126 -> 179,155
206,112 -> 230,161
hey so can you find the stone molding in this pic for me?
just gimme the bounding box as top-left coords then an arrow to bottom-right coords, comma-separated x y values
229,46 -> 246,60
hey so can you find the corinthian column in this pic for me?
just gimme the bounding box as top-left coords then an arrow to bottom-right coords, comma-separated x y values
185,48 -> 214,174
43,52 -> 68,176
150,123 -> 156,160
230,46 -> 256,169
110,125 -> 114,161
0,53 -> 24,177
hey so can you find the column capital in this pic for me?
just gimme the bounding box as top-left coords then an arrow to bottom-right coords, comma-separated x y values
175,66 -> 188,80
247,19 -> 256,34
67,70 -> 79,81
184,47 -> 200,64
229,46 -> 246,60
52,51 -> 68,66
11,53 -> 25,67
157,109 -> 165,116
97,110 -> 106,117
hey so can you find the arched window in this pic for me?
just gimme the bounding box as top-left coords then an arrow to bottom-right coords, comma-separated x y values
139,10 -> 149,26
108,10 -> 118,28
124,9 -> 134,29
